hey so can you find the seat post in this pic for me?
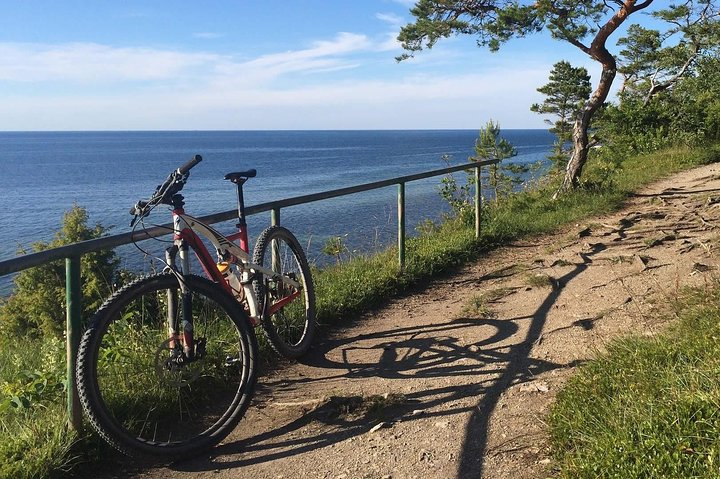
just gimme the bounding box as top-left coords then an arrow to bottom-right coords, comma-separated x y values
235,180 -> 247,229
223,169 -> 256,232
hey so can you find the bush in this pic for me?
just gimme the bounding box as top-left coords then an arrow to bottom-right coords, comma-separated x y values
0,205 -> 120,340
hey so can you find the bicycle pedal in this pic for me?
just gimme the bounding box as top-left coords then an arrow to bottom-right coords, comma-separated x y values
224,355 -> 241,367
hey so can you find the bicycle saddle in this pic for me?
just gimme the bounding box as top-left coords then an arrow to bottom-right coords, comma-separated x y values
224,169 -> 257,182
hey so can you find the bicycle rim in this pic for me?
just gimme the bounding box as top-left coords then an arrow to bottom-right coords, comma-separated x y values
77,273 -> 257,457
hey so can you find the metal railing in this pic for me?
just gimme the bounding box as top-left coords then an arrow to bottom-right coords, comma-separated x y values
0,158 -> 497,430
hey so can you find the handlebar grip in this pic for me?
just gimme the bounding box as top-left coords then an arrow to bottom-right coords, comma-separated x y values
178,154 -> 202,175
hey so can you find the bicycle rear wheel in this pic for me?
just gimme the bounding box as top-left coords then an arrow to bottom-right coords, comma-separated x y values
252,225 -> 316,358
76,273 -> 257,458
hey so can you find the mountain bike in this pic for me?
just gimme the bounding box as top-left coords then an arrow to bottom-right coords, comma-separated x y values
76,155 -> 315,457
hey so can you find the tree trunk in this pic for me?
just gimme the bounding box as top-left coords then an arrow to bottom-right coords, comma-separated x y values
554,59 -> 617,198
552,0 -> 653,198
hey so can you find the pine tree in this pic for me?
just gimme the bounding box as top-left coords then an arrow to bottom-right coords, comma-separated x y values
531,61 -> 591,170
474,121 -> 517,201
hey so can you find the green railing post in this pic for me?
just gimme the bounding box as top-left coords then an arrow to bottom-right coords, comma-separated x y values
65,256 -> 82,431
398,182 -> 405,271
271,207 -> 280,227
475,165 -> 482,238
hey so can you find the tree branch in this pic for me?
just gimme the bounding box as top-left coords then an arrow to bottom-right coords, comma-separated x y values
643,42 -> 700,105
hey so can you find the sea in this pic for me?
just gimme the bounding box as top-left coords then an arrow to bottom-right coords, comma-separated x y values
0,130 -> 554,295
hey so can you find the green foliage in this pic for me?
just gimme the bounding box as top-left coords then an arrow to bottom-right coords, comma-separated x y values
475,120 -> 518,202
0,336 -> 66,413
598,54 -> 720,155
605,1 -> 720,155
0,205 -> 120,340
550,281 -> 720,478
618,1 -> 720,104
531,60 -> 591,169
438,154 -> 475,224
397,1 -> 616,58
438,122 -> 523,224
0,412 -> 78,479
0,336 -> 77,479
322,235 -> 349,263
398,1 -> 656,192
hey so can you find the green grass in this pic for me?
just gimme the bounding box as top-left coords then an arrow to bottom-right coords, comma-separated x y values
459,288 -> 516,319
313,145 -> 720,330
0,337 -> 79,479
549,284 -> 720,478
0,143 -> 718,478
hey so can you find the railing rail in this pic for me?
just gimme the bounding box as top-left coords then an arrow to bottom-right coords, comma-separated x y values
0,158 -> 498,430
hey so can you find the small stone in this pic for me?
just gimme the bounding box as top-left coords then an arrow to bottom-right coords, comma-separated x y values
411,409 -> 425,416
419,449 -> 433,462
692,262 -> 713,274
468,345 -> 480,353
519,381 -> 549,393
539,458 -> 552,465
635,254 -> 650,270
370,422 -> 388,433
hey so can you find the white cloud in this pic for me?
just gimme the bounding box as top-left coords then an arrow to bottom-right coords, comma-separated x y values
0,31 -> 556,129
0,42 -> 220,82
376,13 -> 404,27
0,33 -> 373,87
0,63 -> 552,129
234,32 -> 370,76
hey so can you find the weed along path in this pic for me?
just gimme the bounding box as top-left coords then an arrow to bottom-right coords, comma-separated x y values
108,162 -> 720,479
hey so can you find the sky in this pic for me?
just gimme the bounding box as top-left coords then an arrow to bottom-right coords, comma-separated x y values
0,0 -> 666,131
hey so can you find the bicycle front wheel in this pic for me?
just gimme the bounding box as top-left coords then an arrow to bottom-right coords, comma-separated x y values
252,225 -> 316,358
76,273 -> 257,458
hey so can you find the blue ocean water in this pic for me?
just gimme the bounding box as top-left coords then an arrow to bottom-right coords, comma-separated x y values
0,130 -> 553,294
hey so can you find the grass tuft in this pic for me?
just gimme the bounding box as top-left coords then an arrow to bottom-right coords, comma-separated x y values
524,272 -> 555,289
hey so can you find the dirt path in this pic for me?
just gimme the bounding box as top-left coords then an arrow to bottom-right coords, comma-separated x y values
109,163 -> 720,479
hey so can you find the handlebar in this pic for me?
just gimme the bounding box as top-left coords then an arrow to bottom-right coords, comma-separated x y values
129,154 -> 203,224
179,154 -> 203,175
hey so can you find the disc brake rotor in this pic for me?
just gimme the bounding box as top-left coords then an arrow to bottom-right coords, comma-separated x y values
153,338 -> 203,388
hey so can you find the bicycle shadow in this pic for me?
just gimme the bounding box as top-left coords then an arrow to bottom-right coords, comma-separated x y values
170,245 -> 604,475
172,328 -> 573,473
455,242 -> 604,477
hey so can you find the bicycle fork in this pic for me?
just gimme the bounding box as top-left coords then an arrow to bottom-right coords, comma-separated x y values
165,242 -> 203,364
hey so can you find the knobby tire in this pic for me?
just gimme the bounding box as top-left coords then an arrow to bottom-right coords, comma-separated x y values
252,225 -> 316,358
76,273 -> 257,458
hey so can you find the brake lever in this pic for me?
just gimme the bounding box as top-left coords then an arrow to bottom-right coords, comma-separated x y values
129,199 -> 153,227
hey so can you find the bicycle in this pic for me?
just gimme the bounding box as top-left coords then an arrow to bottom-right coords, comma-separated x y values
76,155 -> 316,457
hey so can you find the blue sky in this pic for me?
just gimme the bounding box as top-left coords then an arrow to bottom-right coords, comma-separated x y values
0,1 -> 661,131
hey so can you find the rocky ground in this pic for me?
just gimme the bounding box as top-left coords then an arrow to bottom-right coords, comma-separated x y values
100,163 -> 720,479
